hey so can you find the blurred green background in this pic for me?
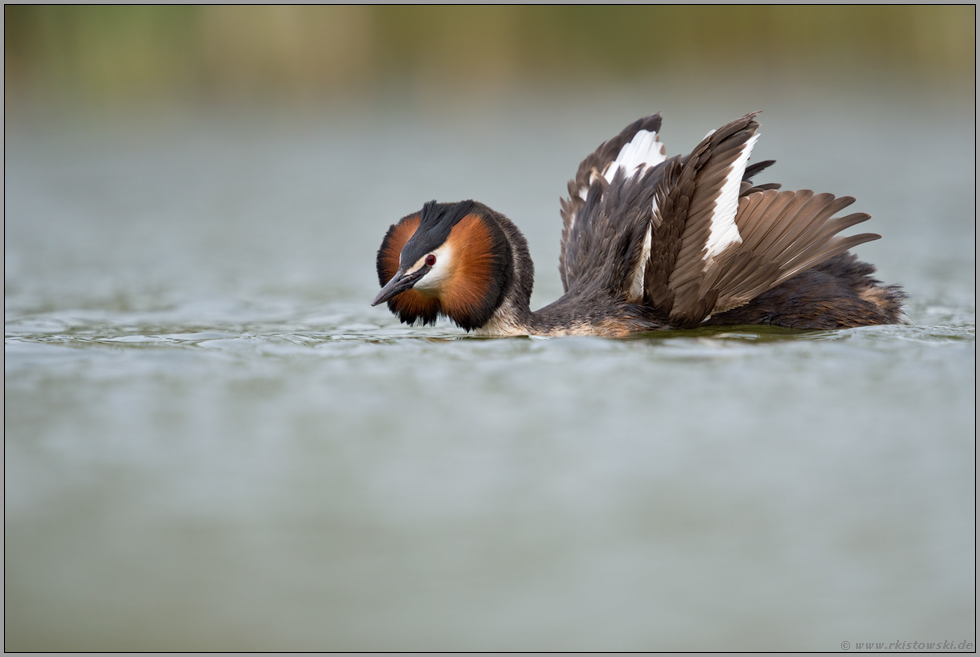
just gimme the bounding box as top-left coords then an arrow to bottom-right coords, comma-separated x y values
4,5 -> 975,107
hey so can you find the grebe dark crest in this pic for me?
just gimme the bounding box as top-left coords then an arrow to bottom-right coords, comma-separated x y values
373,112 -> 905,337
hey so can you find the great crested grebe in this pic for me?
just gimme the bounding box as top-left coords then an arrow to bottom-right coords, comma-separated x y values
372,112 -> 905,337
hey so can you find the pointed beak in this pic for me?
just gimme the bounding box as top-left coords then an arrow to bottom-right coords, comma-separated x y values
371,266 -> 429,306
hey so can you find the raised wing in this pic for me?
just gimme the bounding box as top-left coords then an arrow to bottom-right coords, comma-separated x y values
558,112 -> 878,327
559,114 -> 667,291
640,113 -> 880,327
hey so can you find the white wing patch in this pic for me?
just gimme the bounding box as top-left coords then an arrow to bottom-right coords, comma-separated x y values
575,129 -> 667,202
603,129 -> 667,184
627,184 -> 668,301
628,222 -> 653,301
702,132 -> 759,268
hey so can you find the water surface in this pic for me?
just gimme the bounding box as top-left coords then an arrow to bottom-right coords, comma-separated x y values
5,87 -> 975,650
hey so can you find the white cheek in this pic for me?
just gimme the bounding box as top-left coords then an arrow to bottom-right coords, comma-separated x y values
412,244 -> 454,292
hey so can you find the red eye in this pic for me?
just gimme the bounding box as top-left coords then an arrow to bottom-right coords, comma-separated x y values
425,254 -> 436,266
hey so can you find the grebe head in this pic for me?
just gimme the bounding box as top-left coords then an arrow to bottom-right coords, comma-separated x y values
373,200 -> 515,331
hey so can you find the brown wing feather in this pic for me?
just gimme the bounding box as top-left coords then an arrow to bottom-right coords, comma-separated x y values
558,112 -> 872,328
663,113 -> 761,325
701,191 -> 880,317
636,113 -> 880,328
643,159 -> 686,310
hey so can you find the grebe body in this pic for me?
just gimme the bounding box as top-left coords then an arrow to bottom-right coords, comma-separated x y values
373,113 -> 905,337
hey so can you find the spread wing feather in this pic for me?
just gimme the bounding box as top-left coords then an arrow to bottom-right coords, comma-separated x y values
559,112 -> 879,328
559,114 -> 666,291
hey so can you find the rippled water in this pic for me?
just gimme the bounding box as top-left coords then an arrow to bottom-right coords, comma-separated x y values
5,86 -> 975,650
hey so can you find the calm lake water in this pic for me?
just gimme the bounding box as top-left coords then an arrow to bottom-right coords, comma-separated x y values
5,83 -> 975,650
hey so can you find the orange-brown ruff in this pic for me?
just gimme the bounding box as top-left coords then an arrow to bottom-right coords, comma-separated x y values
373,112 -> 905,337
377,212 -> 504,329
